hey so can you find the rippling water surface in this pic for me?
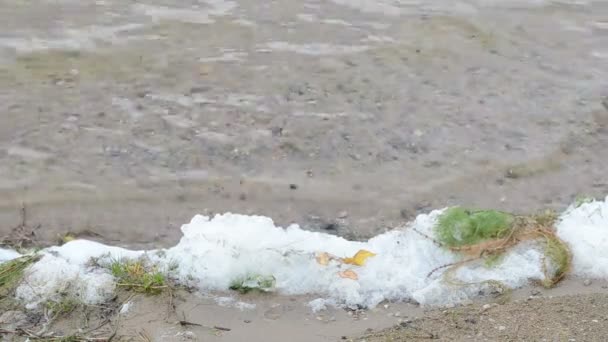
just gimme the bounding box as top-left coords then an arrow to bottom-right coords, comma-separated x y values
0,0 -> 607,247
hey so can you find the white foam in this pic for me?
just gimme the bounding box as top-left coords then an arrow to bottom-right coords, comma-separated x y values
132,4 -> 214,24
0,24 -> 144,53
7,146 -> 53,161
328,0 -> 402,16
264,42 -> 370,55
10,198 -> 608,310
132,0 -> 236,24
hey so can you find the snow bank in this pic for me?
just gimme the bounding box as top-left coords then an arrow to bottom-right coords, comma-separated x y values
162,210 -> 544,308
556,197 -> 608,279
0,248 -> 20,263
15,240 -> 143,309
5,197 -> 608,310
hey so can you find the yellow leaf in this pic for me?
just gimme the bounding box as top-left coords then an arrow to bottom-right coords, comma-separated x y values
315,252 -> 331,266
61,234 -> 76,244
342,249 -> 376,266
338,269 -> 358,280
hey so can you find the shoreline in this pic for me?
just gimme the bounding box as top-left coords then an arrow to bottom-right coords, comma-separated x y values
1,198 -> 608,340
1,277 -> 606,341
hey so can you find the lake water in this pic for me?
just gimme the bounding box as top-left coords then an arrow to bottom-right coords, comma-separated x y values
0,0 -> 607,248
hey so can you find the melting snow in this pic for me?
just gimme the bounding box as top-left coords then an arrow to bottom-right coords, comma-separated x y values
1,197 -> 607,310
0,248 -> 21,263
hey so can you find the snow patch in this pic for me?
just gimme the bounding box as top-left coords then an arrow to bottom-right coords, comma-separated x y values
120,301 -> 133,314
11,197 -> 608,310
556,198 -> 608,279
0,248 -> 20,263
15,240 -> 142,309
154,210 -> 544,308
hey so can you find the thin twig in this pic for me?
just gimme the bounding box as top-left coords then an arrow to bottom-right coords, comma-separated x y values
179,320 -> 202,327
213,326 -> 231,332
412,227 -> 444,247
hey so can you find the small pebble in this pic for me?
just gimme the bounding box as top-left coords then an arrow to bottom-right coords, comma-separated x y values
289,184 -> 298,190
584,279 -> 592,286
271,126 -> 283,137
482,304 -> 492,311
339,211 -> 349,219
244,320 -> 251,323
531,289 -> 541,296
394,312 -> 401,317
498,326 -> 506,331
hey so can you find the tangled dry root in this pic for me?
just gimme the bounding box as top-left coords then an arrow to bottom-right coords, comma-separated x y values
417,209 -> 571,289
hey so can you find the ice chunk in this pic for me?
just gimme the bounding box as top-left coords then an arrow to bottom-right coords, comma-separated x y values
556,196 -> 608,279
0,248 -> 21,263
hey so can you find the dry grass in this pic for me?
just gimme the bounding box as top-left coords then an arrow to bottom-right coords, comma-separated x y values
109,259 -> 168,295
0,254 -> 40,298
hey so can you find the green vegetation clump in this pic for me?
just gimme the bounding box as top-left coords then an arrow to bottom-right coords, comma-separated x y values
428,206 -> 573,290
109,259 -> 167,295
45,297 -> 80,317
435,207 -> 514,248
230,274 -> 276,294
574,195 -> 595,208
542,235 -> 572,287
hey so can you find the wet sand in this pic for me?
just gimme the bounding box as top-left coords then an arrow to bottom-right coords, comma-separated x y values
4,278 -> 603,341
